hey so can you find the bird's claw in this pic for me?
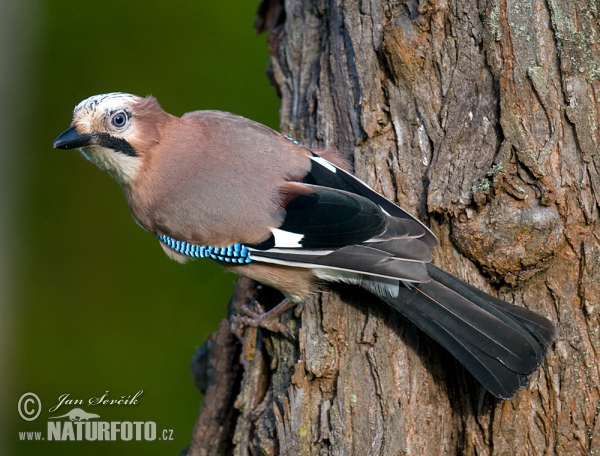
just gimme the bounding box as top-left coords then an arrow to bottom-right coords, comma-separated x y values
230,302 -> 295,340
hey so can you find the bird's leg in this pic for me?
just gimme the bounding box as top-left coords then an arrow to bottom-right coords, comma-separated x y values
231,298 -> 296,339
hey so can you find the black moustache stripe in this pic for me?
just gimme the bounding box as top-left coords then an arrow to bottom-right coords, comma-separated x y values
96,133 -> 138,157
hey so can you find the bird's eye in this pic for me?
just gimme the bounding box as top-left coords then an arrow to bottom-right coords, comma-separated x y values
111,112 -> 128,128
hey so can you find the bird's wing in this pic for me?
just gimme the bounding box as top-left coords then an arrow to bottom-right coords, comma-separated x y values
295,144 -> 439,249
242,148 -> 437,283
250,182 -> 403,249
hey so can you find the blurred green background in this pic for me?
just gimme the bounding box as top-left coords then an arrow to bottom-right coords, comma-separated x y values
2,0 -> 279,454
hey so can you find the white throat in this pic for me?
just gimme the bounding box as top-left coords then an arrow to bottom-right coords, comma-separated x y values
80,145 -> 141,184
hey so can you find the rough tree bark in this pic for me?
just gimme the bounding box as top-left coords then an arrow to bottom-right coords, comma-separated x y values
188,0 -> 600,454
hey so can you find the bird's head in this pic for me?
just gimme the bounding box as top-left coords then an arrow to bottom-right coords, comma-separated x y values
53,92 -> 169,184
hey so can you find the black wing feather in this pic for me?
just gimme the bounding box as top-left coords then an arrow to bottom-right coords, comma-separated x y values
304,155 -> 439,248
250,244 -> 429,282
280,185 -> 388,247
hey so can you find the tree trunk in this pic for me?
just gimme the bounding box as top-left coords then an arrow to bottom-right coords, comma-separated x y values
188,0 -> 600,454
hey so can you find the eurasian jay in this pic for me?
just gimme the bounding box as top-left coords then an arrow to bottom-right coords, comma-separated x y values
53,92 -> 556,399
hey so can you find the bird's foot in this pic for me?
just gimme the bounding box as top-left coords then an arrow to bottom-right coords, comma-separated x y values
231,298 -> 296,339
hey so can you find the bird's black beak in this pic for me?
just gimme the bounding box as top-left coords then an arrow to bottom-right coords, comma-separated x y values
53,126 -> 97,149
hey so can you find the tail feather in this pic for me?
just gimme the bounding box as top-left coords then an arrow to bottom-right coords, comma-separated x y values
390,299 -> 529,398
426,265 -> 556,348
379,268 -> 556,399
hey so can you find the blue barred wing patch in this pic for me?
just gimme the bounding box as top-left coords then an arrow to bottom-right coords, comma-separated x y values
158,235 -> 251,264
284,135 -> 303,147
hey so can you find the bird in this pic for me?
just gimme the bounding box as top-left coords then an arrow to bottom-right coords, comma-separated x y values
53,92 -> 556,399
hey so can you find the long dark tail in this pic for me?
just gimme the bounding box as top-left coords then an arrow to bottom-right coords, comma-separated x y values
382,264 -> 556,399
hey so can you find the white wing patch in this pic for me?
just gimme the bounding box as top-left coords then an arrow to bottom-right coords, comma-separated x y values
310,156 -> 337,173
271,229 -> 304,248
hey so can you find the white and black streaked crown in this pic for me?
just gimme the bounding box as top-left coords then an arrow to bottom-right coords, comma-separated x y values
74,92 -> 143,116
